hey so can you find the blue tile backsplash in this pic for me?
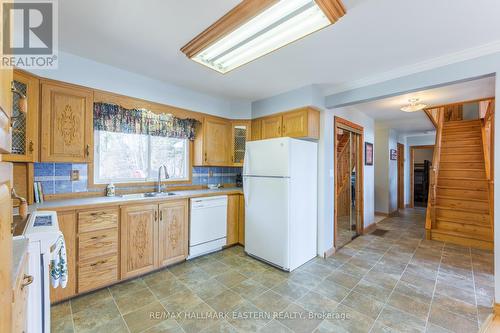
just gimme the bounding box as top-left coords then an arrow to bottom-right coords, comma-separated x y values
34,163 -> 241,195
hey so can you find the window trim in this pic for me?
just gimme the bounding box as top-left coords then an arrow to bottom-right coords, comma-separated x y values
89,131 -> 193,188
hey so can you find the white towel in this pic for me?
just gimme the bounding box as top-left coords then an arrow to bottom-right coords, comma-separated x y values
50,232 -> 68,288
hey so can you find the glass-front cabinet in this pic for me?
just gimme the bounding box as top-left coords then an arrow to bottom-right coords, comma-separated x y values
3,70 -> 39,162
230,121 -> 251,166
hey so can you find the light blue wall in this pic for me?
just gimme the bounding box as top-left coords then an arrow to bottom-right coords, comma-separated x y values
28,51 -> 252,119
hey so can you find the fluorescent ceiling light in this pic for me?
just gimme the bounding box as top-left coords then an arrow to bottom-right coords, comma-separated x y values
181,0 -> 346,74
400,98 -> 428,112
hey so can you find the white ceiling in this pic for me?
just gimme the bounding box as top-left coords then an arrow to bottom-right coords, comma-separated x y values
346,76 -> 496,136
58,0 -> 500,101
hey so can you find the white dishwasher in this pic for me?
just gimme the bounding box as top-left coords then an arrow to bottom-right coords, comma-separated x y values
189,195 -> 228,259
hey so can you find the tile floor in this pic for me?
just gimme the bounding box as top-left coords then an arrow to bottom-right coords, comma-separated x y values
51,208 -> 494,333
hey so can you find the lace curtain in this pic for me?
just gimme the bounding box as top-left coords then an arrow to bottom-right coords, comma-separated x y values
93,102 -> 199,140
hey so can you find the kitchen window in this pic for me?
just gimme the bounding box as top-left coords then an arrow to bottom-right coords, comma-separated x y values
94,130 -> 190,184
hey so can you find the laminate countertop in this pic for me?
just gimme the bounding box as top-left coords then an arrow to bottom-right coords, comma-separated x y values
28,187 -> 243,211
12,237 -> 29,287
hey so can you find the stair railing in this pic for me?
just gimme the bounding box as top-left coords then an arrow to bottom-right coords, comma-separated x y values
479,99 -> 495,234
425,107 -> 445,237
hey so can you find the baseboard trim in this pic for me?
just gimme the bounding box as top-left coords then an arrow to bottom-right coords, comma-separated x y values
324,246 -> 336,258
363,222 -> 377,234
479,313 -> 494,333
375,211 -> 388,216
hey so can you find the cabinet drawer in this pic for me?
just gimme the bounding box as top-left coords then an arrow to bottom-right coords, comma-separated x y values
79,228 -> 118,260
78,208 -> 118,233
78,254 -> 118,293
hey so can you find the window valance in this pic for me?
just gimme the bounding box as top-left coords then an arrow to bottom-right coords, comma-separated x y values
93,102 -> 200,140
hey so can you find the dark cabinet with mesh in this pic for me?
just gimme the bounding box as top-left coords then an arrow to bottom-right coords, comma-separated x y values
230,121 -> 251,166
3,70 -> 39,162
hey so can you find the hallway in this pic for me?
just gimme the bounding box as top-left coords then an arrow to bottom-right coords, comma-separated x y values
51,209 -> 494,333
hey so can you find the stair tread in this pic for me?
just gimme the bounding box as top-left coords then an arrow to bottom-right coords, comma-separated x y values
439,168 -> 484,171
438,177 -> 487,181
436,195 -> 488,202
431,229 -> 493,242
437,185 -> 487,191
435,205 -> 489,214
436,216 -> 490,226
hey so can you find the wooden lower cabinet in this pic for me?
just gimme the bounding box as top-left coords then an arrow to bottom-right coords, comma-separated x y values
120,204 -> 158,279
50,211 -> 77,303
12,254 -> 31,333
226,195 -> 239,245
158,200 -> 188,267
238,194 -> 245,245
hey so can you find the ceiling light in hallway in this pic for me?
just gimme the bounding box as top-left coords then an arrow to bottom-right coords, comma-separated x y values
400,98 -> 428,112
181,0 -> 346,74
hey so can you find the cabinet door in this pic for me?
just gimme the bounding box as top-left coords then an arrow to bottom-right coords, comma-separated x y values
226,195 -> 239,245
282,109 -> 308,138
12,254 -> 30,333
0,65 -> 12,154
203,117 -> 230,165
3,70 -> 39,162
238,194 -> 245,245
41,82 -> 93,163
231,121 -> 251,166
261,115 -> 282,139
250,119 -> 262,141
120,204 -> 158,279
158,200 -> 188,267
50,211 -> 77,303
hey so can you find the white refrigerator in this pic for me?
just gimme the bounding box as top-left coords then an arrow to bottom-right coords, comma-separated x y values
243,137 -> 318,271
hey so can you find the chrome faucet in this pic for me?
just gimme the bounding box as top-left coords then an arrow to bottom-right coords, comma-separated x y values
157,165 -> 169,193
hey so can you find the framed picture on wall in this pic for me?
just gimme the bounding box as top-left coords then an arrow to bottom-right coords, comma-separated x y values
365,142 -> 373,165
390,149 -> 397,160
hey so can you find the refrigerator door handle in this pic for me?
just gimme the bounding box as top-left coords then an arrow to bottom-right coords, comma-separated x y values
243,176 -> 249,206
243,148 -> 250,176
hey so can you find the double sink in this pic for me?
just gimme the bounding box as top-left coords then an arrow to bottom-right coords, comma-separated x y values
120,192 -> 177,199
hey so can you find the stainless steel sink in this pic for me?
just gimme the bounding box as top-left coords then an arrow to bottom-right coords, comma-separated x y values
120,192 -> 176,199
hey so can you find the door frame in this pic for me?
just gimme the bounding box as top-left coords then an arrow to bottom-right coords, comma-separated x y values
334,117 -> 364,250
409,145 -> 435,208
397,143 -> 405,209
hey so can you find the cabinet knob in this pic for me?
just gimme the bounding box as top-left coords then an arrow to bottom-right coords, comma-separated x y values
204,152 -> 207,162
85,144 -> 90,157
28,140 -> 34,153
21,274 -> 34,289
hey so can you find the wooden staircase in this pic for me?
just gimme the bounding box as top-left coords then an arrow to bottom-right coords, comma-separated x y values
427,119 -> 493,249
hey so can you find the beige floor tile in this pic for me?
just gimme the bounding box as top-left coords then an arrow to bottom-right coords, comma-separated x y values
288,270 -> 321,289
434,281 -> 476,306
278,303 -> 323,333
205,289 -> 244,313
114,287 -> 157,315
198,260 -> 231,278
428,305 -> 479,333
201,320 -> 238,333
432,292 -> 478,323
160,289 -> 204,313
296,290 -> 339,314
143,269 -> 176,286
72,298 -> 121,332
341,291 -> 385,320
337,263 -> 370,278
231,278 -> 268,301
251,270 -> 288,289
298,262 -> 333,279
313,279 -> 351,302
352,279 -> 393,303
71,288 -> 113,314
325,270 -> 362,289
251,290 -> 291,313
259,320 -> 293,333
143,318 -> 184,333
319,304 -> 374,333
377,305 -> 426,333
51,301 -> 72,320
51,314 -> 74,333
387,290 -> 430,322
190,278 -> 228,301
228,300 -> 271,332
122,301 -> 169,333
215,270 -> 249,288
147,278 -> 188,300
177,301 -> 218,333
272,280 -> 310,301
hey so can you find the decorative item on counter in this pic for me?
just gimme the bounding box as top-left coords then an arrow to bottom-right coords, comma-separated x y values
235,173 -> 243,187
207,184 -> 222,189
33,182 -> 44,203
106,183 -> 116,197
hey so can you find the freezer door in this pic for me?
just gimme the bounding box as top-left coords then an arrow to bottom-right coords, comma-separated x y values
244,176 -> 289,269
243,138 -> 290,177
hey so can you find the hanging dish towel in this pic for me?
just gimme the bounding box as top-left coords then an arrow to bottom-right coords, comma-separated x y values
50,231 -> 68,288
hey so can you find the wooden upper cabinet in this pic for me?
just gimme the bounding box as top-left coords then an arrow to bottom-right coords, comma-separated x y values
4,70 -> 39,162
41,81 -> 93,163
282,107 -> 320,139
158,200 -> 188,267
120,204 -> 158,279
0,67 -> 12,155
261,115 -> 282,139
50,211 -> 77,303
250,119 -> 262,141
194,116 -> 231,166
231,121 -> 251,166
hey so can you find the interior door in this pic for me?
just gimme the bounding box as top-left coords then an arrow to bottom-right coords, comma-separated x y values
244,177 -> 289,269
120,204 -> 158,279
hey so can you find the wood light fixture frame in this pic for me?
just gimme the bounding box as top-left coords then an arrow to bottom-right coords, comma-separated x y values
180,0 -> 346,71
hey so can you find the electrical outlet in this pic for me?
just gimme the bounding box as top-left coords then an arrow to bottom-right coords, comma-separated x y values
71,170 -> 80,181
208,170 -> 214,177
